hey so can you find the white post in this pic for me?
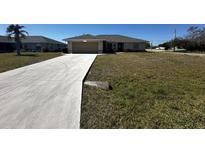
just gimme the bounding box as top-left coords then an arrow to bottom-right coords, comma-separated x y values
98,41 -> 103,54
68,42 -> 72,53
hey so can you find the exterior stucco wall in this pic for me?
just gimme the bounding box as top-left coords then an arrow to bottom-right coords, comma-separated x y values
124,43 -> 133,50
67,40 -> 147,53
22,43 -> 66,51
68,42 -> 72,53
124,42 -> 146,51
138,43 -> 146,50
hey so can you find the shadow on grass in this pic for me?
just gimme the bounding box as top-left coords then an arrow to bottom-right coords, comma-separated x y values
16,54 -> 39,57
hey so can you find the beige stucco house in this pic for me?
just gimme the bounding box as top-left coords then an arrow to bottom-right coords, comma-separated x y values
0,35 -> 66,52
63,34 -> 149,53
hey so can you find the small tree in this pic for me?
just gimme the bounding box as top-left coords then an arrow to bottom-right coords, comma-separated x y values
6,24 -> 29,56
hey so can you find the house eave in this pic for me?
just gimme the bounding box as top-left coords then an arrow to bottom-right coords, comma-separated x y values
65,39 -> 105,42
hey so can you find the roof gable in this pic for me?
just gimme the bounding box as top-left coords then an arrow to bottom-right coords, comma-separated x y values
66,34 -> 97,40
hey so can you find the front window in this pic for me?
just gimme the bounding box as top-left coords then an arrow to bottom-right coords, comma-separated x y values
112,43 -> 116,50
133,44 -> 139,49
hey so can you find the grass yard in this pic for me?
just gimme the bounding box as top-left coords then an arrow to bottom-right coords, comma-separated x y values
81,52 -> 205,128
0,52 -> 62,73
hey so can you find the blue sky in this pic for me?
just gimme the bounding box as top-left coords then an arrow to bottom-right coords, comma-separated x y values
0,24 -> 204,45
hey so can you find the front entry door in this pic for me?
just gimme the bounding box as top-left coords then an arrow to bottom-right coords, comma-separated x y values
117,43 -> 124,51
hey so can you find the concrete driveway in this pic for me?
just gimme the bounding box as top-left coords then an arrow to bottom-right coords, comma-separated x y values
0,54 -> 96,129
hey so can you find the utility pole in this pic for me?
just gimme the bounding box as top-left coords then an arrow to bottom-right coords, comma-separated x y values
173,29 -> 176,52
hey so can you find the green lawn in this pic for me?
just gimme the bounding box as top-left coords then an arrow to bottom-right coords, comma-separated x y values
81,52 -> 205,128
0,52 -> 62,73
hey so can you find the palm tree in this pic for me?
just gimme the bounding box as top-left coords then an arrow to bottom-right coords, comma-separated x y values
6,24 -> 29,56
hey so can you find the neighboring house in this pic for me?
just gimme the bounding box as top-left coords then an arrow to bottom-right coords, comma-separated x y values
63,34 -> 149,53
170,47 -> 186,52
0,35 -> 14,52
155,47 -> 166,50
0,35 -> 66,52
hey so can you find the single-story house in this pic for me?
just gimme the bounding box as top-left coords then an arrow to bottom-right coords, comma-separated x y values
0,35 -> 66,52
0,35 -> 14,51
63,34 -> 149,53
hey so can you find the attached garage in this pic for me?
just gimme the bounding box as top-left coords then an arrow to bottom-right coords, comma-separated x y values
72,42 -> 99,53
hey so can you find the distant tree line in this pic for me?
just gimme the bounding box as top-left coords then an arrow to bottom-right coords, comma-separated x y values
159,26 -> 205,52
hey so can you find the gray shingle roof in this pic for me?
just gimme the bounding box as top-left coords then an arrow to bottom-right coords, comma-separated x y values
0,36 -> 65,44
63,34 -> 148,43
0,36 -> 11,43
96,34 -> 148,43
